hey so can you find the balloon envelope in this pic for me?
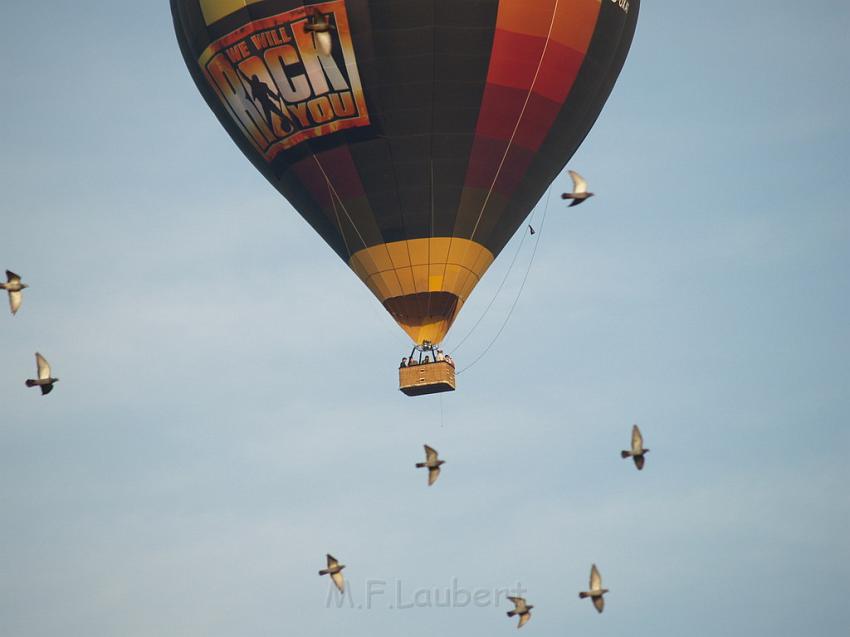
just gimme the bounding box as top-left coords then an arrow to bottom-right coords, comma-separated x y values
172,0 -> 639,344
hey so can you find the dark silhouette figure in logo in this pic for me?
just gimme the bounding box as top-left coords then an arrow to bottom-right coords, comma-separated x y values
238,69 -> 295,134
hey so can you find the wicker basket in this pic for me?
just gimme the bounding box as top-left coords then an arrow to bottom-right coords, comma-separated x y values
399,361 -> 457,396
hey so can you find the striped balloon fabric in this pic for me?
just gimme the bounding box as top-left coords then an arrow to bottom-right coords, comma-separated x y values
172,0 -> 639,345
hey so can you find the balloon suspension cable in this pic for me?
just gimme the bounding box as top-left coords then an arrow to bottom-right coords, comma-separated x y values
467,0 -> 560,243
312,155 -> 368,251
448,195 -> 544,356
448,1 -> 557,353
455,187 -> 553,376
326,180 -> 351,258
318,153 -> 406,297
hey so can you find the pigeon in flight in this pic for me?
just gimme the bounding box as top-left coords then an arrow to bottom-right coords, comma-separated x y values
621,424 -> 649,470
1,270 -> 28,315
507,596 -> 533,628
25,353 -> 59,395
561,170 -> 594,206
528,225 -> 535,235
415,445 -> 445,486
578,564 -> 608,613
318,554 -> 346,593
304,7 -> 336,56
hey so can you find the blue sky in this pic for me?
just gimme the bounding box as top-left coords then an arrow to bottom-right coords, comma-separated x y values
0,1 -> 848,636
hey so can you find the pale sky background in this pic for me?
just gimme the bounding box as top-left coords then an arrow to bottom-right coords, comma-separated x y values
1,2 -> 848,636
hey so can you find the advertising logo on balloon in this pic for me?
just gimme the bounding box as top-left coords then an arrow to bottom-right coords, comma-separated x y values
198,0 -> 370,162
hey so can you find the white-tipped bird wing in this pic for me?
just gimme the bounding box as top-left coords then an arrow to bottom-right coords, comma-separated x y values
631,424 -> 643,453
590,564 -> 602,591
569,170 -> 588,194
9,290 -> 22,315
424,445 -> 438,463
35,353 -> 51,380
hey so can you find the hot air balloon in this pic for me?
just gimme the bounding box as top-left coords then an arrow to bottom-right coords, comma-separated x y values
171,0 -> 639,395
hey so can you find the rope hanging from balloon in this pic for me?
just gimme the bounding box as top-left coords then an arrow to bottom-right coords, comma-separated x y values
455,187 -> 553,376
467,0 -> 560,243
325,177 -> 351,258
443,0 -> 560,324
313,155 -> 368,252
314,153 -> 406,294
448,193 -> 544,356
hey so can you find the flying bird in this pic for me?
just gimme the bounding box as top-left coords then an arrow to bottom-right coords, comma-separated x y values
415,444 -> 445,486
304,7 -> 336,56
528,225 -> 535,235
560,170 -> 594,206
578,564 -> 608,613
621,424 -> 650,470
506,596 -> 533,628
25,353 -> 59,395
318,554 -> 346,593
1,270 -> 28,315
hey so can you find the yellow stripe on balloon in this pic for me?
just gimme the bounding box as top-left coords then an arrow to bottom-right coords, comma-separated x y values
349,238 -> 495,344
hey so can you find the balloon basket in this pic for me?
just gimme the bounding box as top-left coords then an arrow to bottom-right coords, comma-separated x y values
399,361 -> 456,397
